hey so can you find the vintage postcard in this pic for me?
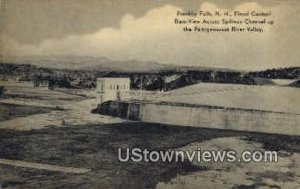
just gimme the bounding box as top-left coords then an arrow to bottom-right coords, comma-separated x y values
0,0 -> 299,188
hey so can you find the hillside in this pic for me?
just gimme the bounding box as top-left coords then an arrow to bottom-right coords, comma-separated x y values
248,67 -> 300,79
1,56 -> 299,91
0,55 -> 236,73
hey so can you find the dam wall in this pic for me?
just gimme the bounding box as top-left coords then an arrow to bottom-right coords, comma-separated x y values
95,101 -> 300,136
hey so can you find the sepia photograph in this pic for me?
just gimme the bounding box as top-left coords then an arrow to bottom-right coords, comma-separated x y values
0,0 -> 299,188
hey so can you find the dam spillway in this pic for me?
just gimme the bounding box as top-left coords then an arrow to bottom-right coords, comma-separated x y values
94,100 -> 300,136
94,83 -> 300,136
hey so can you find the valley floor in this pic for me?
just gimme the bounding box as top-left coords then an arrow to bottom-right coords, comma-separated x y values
0,81 -> 299,189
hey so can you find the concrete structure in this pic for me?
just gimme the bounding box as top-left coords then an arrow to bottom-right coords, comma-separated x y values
96,77 -> 130,93
94,83 -> 300,135
96,77 -> 131,103
95,101 -> 300,136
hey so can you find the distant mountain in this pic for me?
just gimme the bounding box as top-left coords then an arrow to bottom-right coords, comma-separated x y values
0,55 -> 233,72
2,56 -> 299,91
0,55 -> 175,72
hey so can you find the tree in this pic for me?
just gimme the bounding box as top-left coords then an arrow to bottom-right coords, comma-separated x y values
0,86 -> 5,97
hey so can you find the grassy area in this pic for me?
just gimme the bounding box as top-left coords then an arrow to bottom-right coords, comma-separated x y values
1,81 -> 88,106
0,122 -> 299,188
0,102 -> 61,122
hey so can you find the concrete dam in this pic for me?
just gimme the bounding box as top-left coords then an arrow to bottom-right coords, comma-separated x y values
93,83 -> 300,136
93,100 -> 300,136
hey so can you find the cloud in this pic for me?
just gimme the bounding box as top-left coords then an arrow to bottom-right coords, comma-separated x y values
1,2 -> 299,70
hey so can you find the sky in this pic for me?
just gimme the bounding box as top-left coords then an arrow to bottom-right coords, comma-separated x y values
0,0 -> 299,70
